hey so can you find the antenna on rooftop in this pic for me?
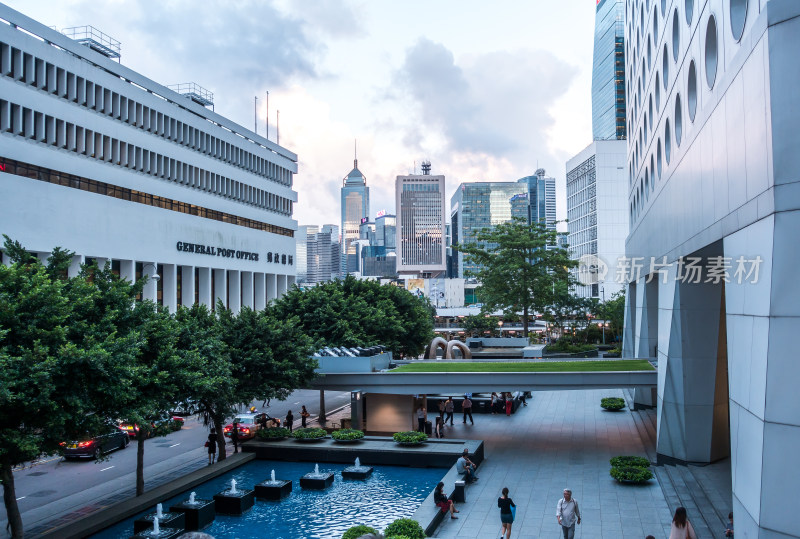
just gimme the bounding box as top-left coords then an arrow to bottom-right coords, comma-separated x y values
421,160 -> 432,175
354,139 -> 358,168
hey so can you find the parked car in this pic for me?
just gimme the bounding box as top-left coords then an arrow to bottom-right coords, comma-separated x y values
120,414 -> 184,439
223,412 -> 278,440
61,423 -> 129,460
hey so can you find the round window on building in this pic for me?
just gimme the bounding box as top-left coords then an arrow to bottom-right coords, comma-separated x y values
685,0 -> 694,25
665,119 -> 672,163
687,60 -> 698,121
675,93 -> 683,145
705,15 -> 718,88
656,139 -> 663,179
663,44 -> 669,89
731,0 -> 747,41
672,9 -> 680,61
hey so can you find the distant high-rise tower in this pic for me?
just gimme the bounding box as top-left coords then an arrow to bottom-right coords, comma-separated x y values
395,162 -> 446,277
306,224 -> 340,283
340,153 -> 369,276
591,0 -> 626,140
517,169 -> 557,230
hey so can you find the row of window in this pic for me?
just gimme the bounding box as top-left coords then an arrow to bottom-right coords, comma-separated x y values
0,39 -> 292,187
0,98 -> 293,216
0,156 -> 294,237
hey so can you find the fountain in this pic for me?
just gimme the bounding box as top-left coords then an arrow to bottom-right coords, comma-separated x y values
300,463 -> 334,489
213,477 -> 254,515
255,468 -> 292,500
170,491 -> 215,532
133,503 -> 186,536
343,456 -> 374,480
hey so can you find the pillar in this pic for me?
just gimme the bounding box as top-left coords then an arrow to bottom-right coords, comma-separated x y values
197,267 -> 212,308
162,263 -> 177,313
213,269 -> 227,309
181,265 -> 195,307
119,259 -> 134,282
266,273 -> 277,302
319,390 -> 326,422
276,274 -> 287,298
227,270 -> 241,313
254,272 -> 266,310
142,262 -> 157,302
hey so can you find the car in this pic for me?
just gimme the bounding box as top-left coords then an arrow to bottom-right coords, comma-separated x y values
223,412 -> 279,440
61,423 -> 129,460
120,414 -> 184,439
171,400 -> 199,416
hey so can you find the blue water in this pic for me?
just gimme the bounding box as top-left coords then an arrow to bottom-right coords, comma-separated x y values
92,460 -> 446,539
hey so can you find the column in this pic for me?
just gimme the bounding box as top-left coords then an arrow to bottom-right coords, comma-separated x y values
37,252 -> 49,265
94,257 -> 110,270
266,273 -> 277,302
213,268 -> 227,309
162,264 -> 177,313
253,273 -> 266,310
287,275 -> 296,289
142,262 -> 158,302
119,259 -> 134,282
197,267 -> 212,308
227,270 -> 241,313
181,266 -> 196,307
276,274 -> 287,298
241,271 -> 254,310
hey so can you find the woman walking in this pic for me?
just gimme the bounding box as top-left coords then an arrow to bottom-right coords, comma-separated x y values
491,392 -> 498,414
669,507 -> 697,539
206,429 -> 217,465
434,482 -> 459,519
505,393 -> 513,416
300,405 -> 310,428
497,487 -> 516,539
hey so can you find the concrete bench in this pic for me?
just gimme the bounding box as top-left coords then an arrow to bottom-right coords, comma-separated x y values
413,460 -> 481,536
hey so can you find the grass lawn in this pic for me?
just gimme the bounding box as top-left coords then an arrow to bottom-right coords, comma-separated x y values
390,359 -> 655,373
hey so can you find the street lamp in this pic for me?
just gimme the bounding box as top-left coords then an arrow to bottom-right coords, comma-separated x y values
142,262 -> 160,283
600,283 -> 606,345
497,319 -> 504,336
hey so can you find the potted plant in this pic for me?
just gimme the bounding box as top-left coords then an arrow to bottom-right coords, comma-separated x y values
600,397 -> 626,411
293,427 -> 328,442
255,427 -> 290,441
610,466 -> 654,483
609,455 -> 650,468
392,431 -> 427,445
331,428 -> 365,443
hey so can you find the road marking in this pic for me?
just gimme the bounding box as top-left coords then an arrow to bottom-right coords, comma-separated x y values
100,466 -> 114,471
169,443 -> 180,448
16,496 -> 25,501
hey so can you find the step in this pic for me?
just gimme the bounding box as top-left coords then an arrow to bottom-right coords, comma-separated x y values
681,465 -> 728,534
664,465 -> 714,539
629,410 -> 657,461
654,465 -> 682,515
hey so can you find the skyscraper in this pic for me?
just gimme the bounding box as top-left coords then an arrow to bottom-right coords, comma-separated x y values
306,224 -> 339,284
517,169 -> 557,230
395,161 -> 446,277
296,225 -> 315,283
591,0 -> 626,140
340,158 -> 369,276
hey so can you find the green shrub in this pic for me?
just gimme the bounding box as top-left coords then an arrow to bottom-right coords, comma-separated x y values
255,427 -> 290,440
392,431 -> 427,444
293,427 -> 327,439
610,466 -> 654,483
331,428 -> 365,441
341,524 -> 378,539
546,340 -> 597,354
610,455 -> 650,468
384,518 -> 425,539
600,397 -> 626,410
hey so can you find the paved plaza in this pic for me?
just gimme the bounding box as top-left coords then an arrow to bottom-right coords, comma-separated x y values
432,389 -> 676,539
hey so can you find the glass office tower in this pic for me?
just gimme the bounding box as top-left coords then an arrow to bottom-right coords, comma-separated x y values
591,0 -> 626,140
340,159 -> 369,276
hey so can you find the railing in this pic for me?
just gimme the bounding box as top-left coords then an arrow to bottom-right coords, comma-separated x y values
61,25 -> 120,59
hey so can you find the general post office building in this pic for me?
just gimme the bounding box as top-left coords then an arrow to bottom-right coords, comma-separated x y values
0,5 -> 298,312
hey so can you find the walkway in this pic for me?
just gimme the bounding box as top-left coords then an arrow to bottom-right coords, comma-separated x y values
432,388 -> 673,539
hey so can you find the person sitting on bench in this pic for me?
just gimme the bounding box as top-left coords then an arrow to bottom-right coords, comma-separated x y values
434,481 -> 459,519
457,449 -> 478,483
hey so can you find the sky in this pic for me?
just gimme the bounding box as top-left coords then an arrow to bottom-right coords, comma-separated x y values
6,0 -> 598,229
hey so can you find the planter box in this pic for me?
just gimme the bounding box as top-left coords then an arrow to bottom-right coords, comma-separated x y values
213,489 -> 255,515
300,472 -> 334,489
342,466 -> 373,480
170,499 -> 215,531
133,511 -> 186,534
254,479 -> 292,500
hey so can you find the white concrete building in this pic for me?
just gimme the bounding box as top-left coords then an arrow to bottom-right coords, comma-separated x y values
623,1 -> 800,537
395,162 -> 446,277
567,140 -> 628,300
0,5 -> 298,312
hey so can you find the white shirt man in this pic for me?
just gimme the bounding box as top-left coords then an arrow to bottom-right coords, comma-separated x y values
556,489 -> 581,539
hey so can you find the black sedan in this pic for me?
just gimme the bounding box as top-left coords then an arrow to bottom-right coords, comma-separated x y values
61,423 -> 129,460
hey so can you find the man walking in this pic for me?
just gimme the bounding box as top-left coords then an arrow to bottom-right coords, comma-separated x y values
444,397 -> 455,426
231,421 -> 240,454
462,395 -> 474,425
417,404 -> 427,432
556,488 -> 581,539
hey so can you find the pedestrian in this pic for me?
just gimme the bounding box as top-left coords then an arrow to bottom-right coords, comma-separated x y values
435,416 -> 445,438
505,393 -> 513,416
300,405 -> 310,428
438,399 -> 446,420
462,395 -> 474,425
456,448 -> 478,483
417,404 -> 427,432
491,392 -> 498,414
520,391 -> 528,406
434,481 -> 459,519
231,421 -> 239,453
285,410 -> 294,433
445,396 -> 454,426
498,487 -> 516,539
262,397 -> 271,407
206,429 -> 217,465
724,512 -> 734,537
669,507 -> 697,539
556,488 -> 581,539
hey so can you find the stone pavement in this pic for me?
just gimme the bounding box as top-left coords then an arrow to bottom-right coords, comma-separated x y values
431,388 -> 674,539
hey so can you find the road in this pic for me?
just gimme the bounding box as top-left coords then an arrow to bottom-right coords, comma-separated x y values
0,389 -> 350,535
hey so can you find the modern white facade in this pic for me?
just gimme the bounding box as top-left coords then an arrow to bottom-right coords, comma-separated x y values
0,5 -> 298,312
623,1 -> 800,537
395,167 -> 446,277
567,140 -> 628,299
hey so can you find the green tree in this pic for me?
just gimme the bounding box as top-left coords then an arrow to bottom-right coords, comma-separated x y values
461,314 -> 499,338
455,219 -> 577,337
599,291 -> 625,344
273,277 -> 435,358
